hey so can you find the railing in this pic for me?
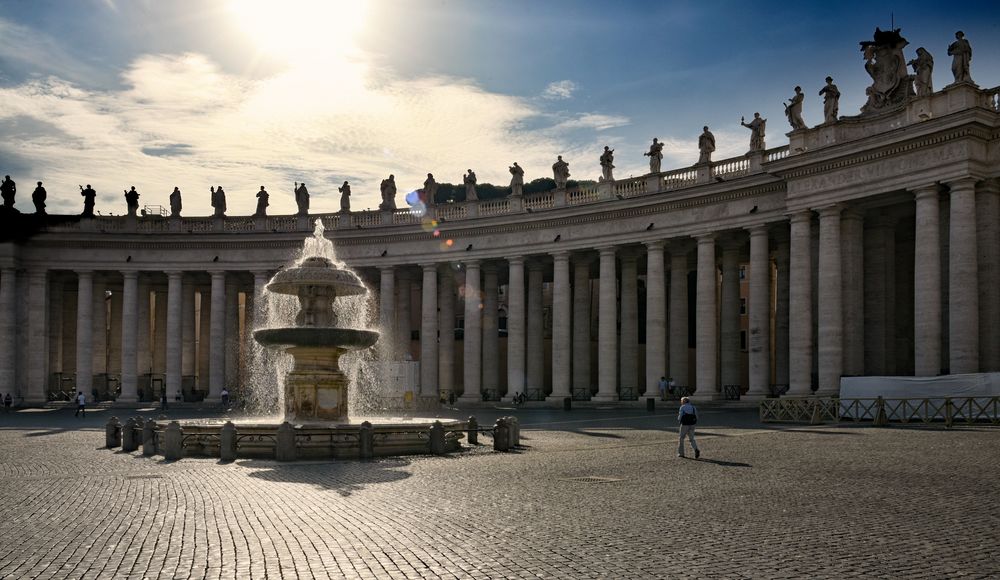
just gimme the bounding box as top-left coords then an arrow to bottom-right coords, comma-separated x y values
567,185 -> 600,205
435,204 -> 467,221
181,217 -> 214,232
351,210 -> 381,228
136,219 -> 169,233
764,145 -> 790,162
95,217 -> 124,231
268,216 -> 298,231
223,217 -> 254,232
523,192 -> 554,211
985,86 -> 1000,112
760,396 -> 1000,426
661,167 -> 697,190
713,156 -> 750,179
320,214 -> 340,230
614,177 -> 646,198
478,198 -> 510,216
391,209 -> 418,225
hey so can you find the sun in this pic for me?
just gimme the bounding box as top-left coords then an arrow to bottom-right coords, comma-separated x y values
227,0 -> 370,65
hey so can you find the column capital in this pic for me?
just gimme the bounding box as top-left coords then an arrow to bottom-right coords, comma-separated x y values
787,209 -> 813,224
695,233 -> 716,244
75,269 -> 94,278
912,183 -> 942,199
816,203 -> 843,218
643,239 -> 666,252
251,269 -> 271,278
164,270 -> 184,278
841,207 -> 864,222
121,270 -> 139,280
208,270 -> 227,278
463,259 -> 481,269
947,176 -> 979,193
419,262 -> 438,272
746,224 -> 769,237
597,246 -> 618,257
507,255 -> 525,266
551,251 -> 570,262
976,177 -> 1000,195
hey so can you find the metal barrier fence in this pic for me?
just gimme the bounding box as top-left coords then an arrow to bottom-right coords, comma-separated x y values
760,396 -> 1000,427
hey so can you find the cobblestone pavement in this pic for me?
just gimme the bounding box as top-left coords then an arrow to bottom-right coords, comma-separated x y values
0,405 -> 997,579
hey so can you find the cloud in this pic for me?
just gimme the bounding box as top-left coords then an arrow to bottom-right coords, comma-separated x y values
553,113 -> 631,132
542,80 -> 577,100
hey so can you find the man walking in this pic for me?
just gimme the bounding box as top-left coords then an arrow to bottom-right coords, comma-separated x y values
677,396 -> 700,459
75,391 -> 86,418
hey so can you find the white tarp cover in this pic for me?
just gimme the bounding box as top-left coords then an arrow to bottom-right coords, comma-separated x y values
839,373 -> 1000,419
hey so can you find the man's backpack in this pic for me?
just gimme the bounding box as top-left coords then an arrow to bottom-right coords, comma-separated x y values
680,412 -> 697,426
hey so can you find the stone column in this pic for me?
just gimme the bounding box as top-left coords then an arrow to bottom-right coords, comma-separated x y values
572,256 -> 592,397
526,261 -> 545,398
719,239 -> 742,390
0,269 -> 16,394
91,276 -> 107,376
619,252 -> 638,399
438,266 -> 455,397
788,211 -> 813,395
136,280 -> 151,388
165,271 -> 183,402
506,257 -> 526,400
420,263 -> 439,399
49,281 -> 63,381
209,271 -> 226,399
643,242 -> 666,400
181,281 -> 196,379
694,235 -> 718,400
593,247 -> 618,401
549,252 -> 572,400
119,271 -> 138,403
459,261 -> 482,402
396,276 -> 412,360
913,185 -> 942,376
75,271 -> 94,396
841,210 -> 865,376
976,179 -> 1000,372
481,264 -> 499,398
224,279 -> 239,391
151,288 -> 167,379
25,271 -> 50,403
669,244 -> 690,390
197,288 -> 211,391
948,178 -> 979,374
774,234 -> 790,388
252,271 -> 269,330
378,267 -> 396,361
746,227 -> 770,399
108,290 -> 122,377
817,205 -> 843,395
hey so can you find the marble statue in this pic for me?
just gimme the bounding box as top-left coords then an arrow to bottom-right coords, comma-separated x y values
338,181 -> 351,212
784,86 -> 807,131
294,182 -> 310,215
644,138 -> 664,174
947,31 -> 972,84
859,28 -> 913,113
169,187 -> 182,217
1,176 -> 16,209
423,173 -> 437,206
509,162 -> 524,197
80,184 -> 96,217
818,77 -> 841,123
552,156 -> 570,188
380,175 -> 397,210
463,169 -> 478,201
124,186 -> 139,217
211,185 -> 226,217
32,181 -> 47,214
741,113 -> 766,152
255,186 -> 269,217
697,126 -> 716,164
909,48 -> 934,97
599,146 -> 615,182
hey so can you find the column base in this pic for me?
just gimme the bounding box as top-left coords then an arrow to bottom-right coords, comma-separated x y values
456,395 -> 481,404
739,393 -> 769,402
591,393 -> 618,402
813,389 -> 839,398
545,394 -> 571,402
116,395 -> 138,403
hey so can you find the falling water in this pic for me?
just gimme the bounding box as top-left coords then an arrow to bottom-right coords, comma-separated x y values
243,219 -> 387,419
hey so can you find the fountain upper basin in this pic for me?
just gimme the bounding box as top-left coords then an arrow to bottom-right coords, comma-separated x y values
253,327 -> 379,349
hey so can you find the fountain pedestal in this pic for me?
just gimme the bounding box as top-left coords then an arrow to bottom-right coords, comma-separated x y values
285,346 -> 349,422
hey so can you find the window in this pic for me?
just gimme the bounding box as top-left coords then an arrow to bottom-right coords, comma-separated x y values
739,298 -> 747,315
740,330 -> 747,351
738,266 -> 746,280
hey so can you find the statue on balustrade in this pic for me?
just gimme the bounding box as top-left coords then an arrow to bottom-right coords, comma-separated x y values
423,173 -> 437,206
255,186 -> 269,217
947,31 -> 973,84
509,162 -> 524,197
338,181 -> 351,212
379,174 -> 397,210
463,169 -> 478,201
294,182 -> 309,215
599,146 -> 615,182
644,138 -> 664,174
80,184 -> 97,217
31,181 -> 47,215
908,48 -> 934,97
818,77 -> 841,123
552,156 -> 570,189
1,176 -> 16,210
697,126 -> 715,164
740,113 -> 766,152
211,185 -> 226,217
124,186 -> 139,217
169,187 -> 182,217
784,86 -> 807,131
859,27 -> 913,114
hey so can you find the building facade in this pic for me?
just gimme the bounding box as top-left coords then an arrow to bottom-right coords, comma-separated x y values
1,82 -> 999,405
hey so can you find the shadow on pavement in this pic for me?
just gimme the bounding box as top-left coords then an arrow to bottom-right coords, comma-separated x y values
239,457 -> 413,496
693,457 -> 752,468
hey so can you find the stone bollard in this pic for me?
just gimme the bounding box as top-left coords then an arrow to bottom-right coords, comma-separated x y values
142,419 -> 157,456
493,418 -> 510,452
105,417 -> 122,448
563,396 -> 572,411
162,421 -> 183,460
358,421 -> 374,460
275,421 -> 296,462
507,416 -> 520,448
219,421 -> 237,461
467,416 -> 479,445
132,417 -> 144,446
122,418 -> 139,452
429,421 -> 446,455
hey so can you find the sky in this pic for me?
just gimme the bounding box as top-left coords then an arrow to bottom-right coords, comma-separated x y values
0,0 -> 998,216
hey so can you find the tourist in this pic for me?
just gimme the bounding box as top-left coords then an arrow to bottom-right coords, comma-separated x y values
160,390 -> 168,411
677,396 -> 700,459
658,376 -> 669,400
221,387 -> 230,407
75,391 -> 86,418
3,392 -> 11,412
667,377 -> 676,397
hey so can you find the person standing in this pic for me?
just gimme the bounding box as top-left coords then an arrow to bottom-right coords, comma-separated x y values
677,396 -> 700,458
658,376 -> 669,400
75,391 -> 86,418
3,393 -> 12,412
160,390 -> 168,411
221,387 -> 230,407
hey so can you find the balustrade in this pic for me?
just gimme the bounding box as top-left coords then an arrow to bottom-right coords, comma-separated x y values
567,186 -> 600,205
523,193 -> 554,211
478,198 -> 510,216
614,178 -> 646,198
435,204 -> 467,221
223,217 -> 255,232
661,167 -> 697,190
